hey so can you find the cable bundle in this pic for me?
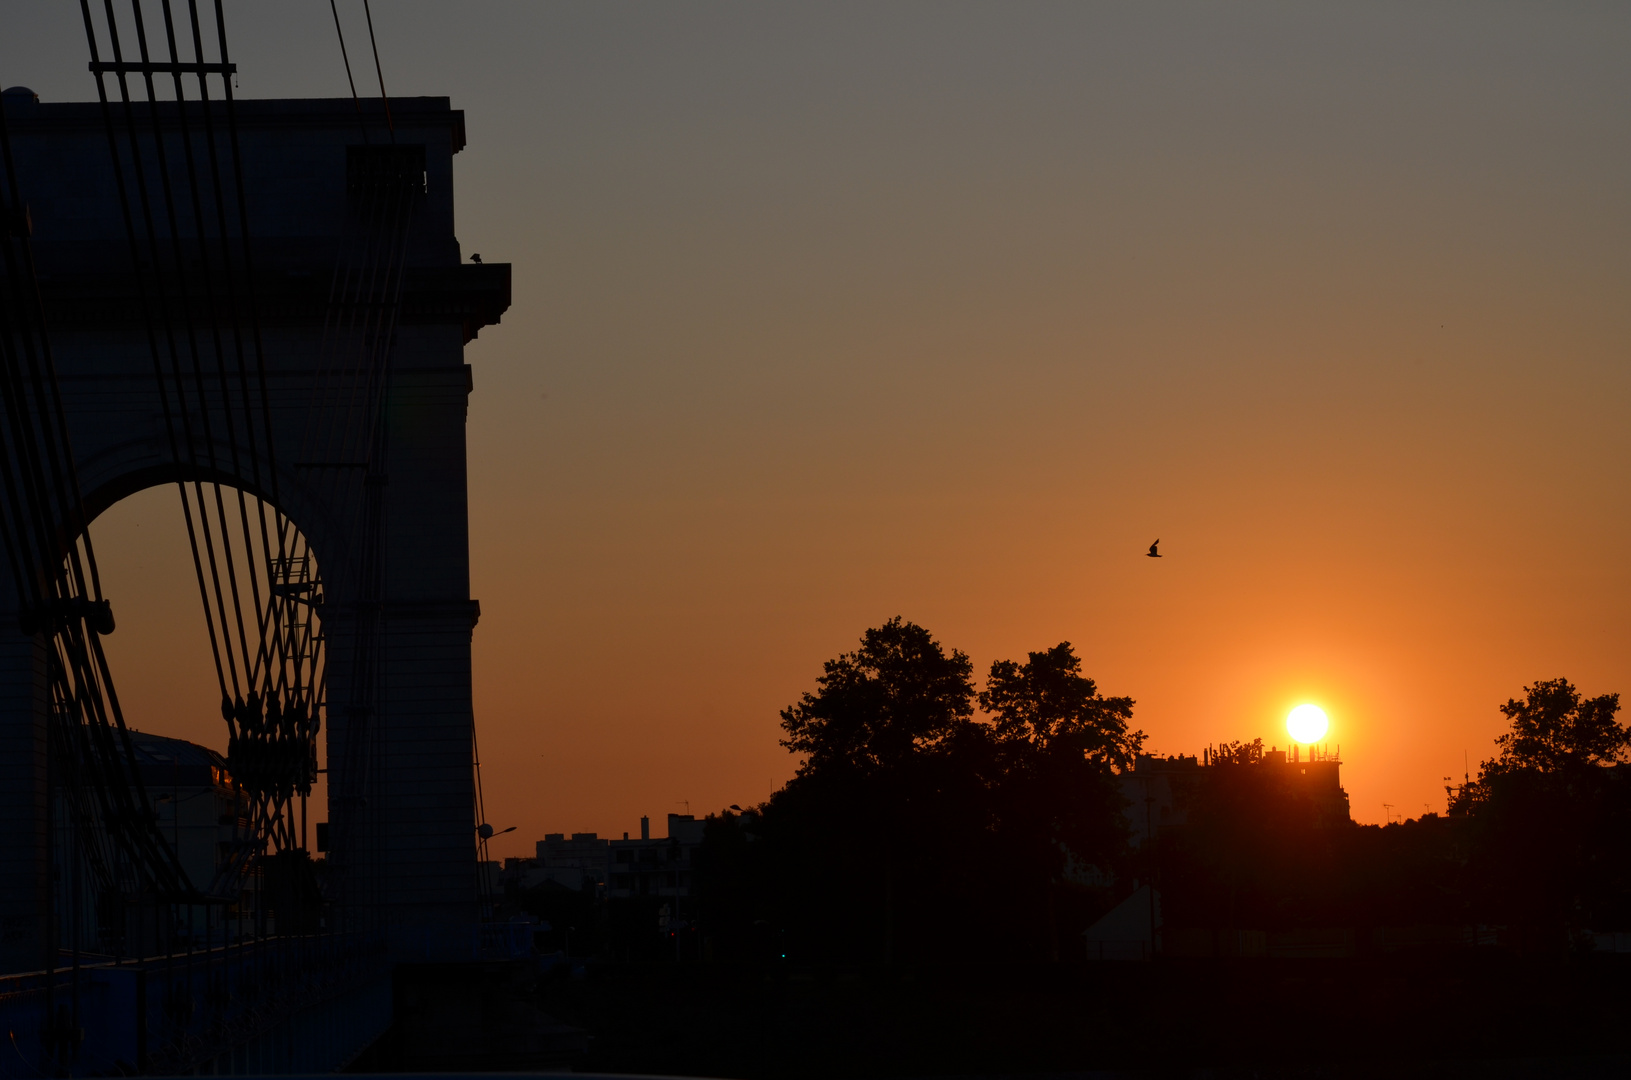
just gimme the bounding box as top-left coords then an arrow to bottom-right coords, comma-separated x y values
75,0 -> 329,906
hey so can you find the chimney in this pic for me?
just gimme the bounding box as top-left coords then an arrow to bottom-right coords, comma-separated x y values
640,815 -> 650,841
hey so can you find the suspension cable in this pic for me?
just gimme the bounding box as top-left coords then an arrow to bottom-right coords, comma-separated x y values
0,57 -> 195,907
361,0 -> 393,137
329,0 -> 363,115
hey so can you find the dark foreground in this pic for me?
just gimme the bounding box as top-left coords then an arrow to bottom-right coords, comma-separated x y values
355,954 -> 1631,1078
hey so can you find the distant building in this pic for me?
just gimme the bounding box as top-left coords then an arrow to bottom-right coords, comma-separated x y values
502,833 -> 607,894
1120,745 -> 1351,846
608,814 -> 706,900
1089,744 -> 1351,961
537,832 -> 611,892
1120,753 -> 1202,847
502,813 -> 709,901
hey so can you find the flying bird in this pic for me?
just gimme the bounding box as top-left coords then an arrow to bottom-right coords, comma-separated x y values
1147,539 -> 1162,558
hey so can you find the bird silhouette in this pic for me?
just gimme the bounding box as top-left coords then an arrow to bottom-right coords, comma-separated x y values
471,253 -> 482,263
1147,539 -> 1162,558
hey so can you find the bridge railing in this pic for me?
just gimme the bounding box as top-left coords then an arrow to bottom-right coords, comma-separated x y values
0,932 -> 391,1077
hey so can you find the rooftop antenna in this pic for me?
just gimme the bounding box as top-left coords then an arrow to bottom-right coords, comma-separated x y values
1382,802 -> 1395,824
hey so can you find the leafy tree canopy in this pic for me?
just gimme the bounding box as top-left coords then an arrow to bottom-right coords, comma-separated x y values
978,642 -> 1141,772
779,617 -> 975,777
1445,678 -> 1631,927
1451,678 -> 1627,818
759,622 -> 1139,961
1483,678 -> 1626,779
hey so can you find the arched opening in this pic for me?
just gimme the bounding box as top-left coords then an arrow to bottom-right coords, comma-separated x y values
89,484 -> 329,847
47,479 -> 332,954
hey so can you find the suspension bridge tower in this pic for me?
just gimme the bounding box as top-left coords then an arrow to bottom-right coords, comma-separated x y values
0,88 -> 509,972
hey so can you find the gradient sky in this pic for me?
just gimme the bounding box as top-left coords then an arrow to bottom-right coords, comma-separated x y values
5,2 -> 1629,855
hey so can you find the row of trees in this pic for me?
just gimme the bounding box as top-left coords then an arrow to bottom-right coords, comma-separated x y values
699,618 -> 1143,963
696,619 -> 1631,962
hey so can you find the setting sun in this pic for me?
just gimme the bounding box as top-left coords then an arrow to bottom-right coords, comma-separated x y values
1287,703 -> 1330,744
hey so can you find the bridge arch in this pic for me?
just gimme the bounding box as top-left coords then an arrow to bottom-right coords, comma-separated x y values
0,95 -> 509,971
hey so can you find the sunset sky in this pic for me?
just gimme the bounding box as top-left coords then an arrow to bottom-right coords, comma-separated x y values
5,2 -> 1629,856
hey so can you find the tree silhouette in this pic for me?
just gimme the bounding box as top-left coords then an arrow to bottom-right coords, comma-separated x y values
1489,678 -> 1625,775
780,616 -> 976,778
1451,678 -> 1631,939
979,643 -> 1141,958
1209,738 -> 1265,767
701,622 -> 1139,963
1453,678 -> 1626,810
980,642 -> 1141,770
